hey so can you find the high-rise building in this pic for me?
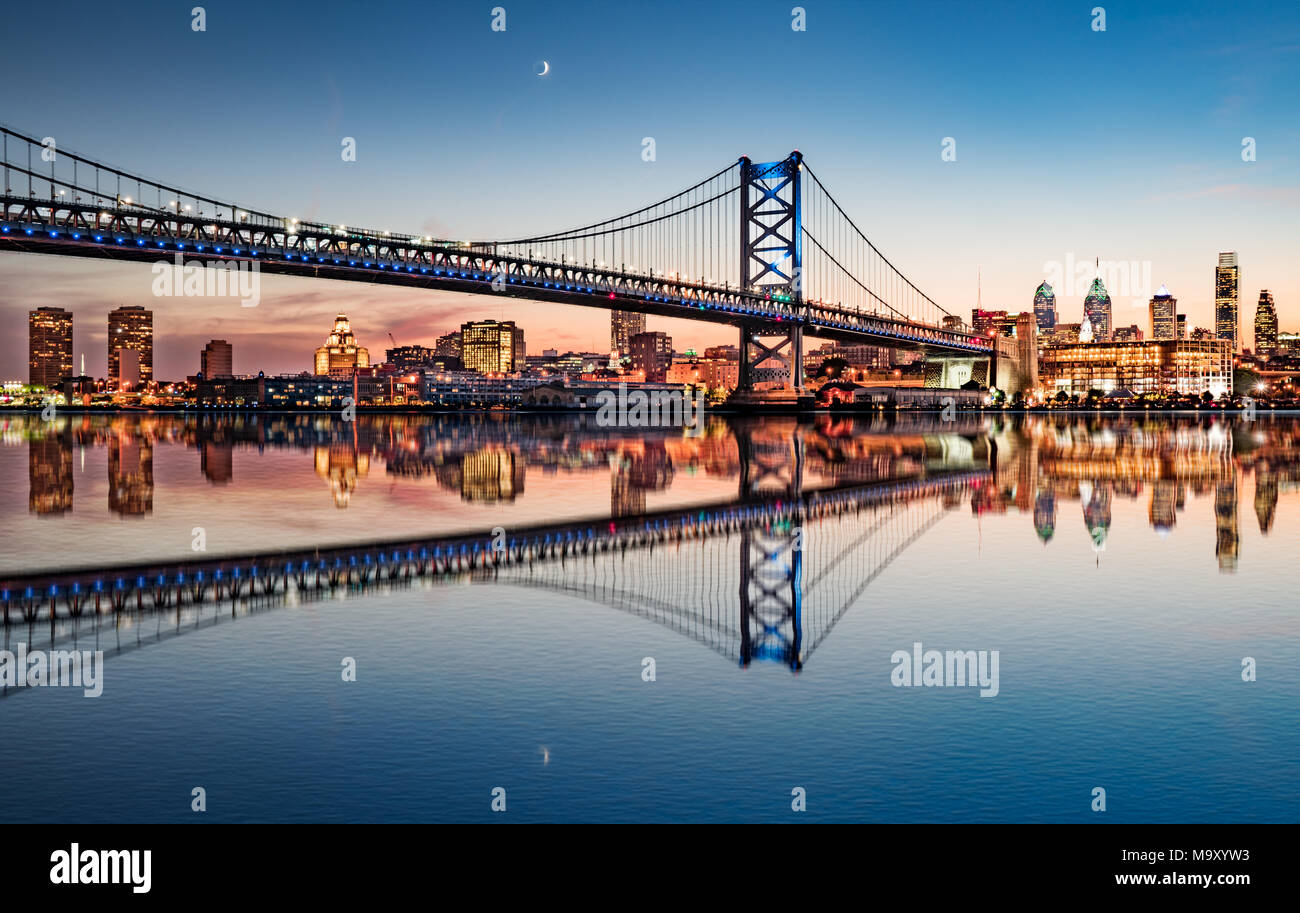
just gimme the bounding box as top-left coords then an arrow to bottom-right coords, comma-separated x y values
1254,290 -> 1278,356
1148,285 -> 1177,340
28,307 -> 73,389
1033,282 -> 1057,332
1083,276 -> 1112,341
434,331 -> 461,358
107,305 -> 153,390
1215,251 -> 1239,351
1176,314 -> 1188,339
971,309 -> 1009,337
629,331 -> 673,383
460,320 -> 525,374
201,339 -> 233,378
314,314 -> 370,376
611,311 -> 647,356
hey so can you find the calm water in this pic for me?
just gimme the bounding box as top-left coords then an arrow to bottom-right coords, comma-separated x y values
0,411 -> 1297,822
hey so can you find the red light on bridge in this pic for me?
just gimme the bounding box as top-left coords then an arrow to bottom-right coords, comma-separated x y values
608,292 -> 615,299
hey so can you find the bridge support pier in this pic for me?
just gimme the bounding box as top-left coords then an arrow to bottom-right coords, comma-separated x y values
731,324 -> 810,408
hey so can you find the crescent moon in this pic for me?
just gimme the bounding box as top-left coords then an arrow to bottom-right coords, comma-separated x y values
537,60 -> 550,77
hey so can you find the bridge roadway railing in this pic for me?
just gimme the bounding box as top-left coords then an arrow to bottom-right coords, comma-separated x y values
0,193 -> 991,352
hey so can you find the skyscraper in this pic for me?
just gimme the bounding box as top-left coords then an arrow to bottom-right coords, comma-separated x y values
460,320 -> 525,373
1083,275 -> 1112,341
1215,251 -> 1239,351
1254,290 -> 1278,356
611,311 -> 646,356
1033,281 -> 1057,332
28,307 -> 73,389
107,305 -> 153,390
1148,284 -> 1177,340
314,314 -> 370,376
201,339 -> 233,378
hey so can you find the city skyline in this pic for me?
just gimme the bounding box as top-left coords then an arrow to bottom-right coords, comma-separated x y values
2,1 -> 1299,379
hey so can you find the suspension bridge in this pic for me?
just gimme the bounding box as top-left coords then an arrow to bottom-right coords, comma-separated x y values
0,125 -> 1027,404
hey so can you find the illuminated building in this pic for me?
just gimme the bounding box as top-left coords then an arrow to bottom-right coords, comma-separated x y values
971,309 -> 1006,337
201,339 -> 233,378
460,320 -> 525,374
434,331 -> 461,358
108,305 -> 153,390
28,307 -> 73,389
314,314 -> 371,377
386,345 -> 437,370
1215,251 -> 1239,351
629,331 -> 673,383
1033,281 -> 1057,332
1149,285 -> 1176,340
1254,290 -> 1278,356
1039,338 -> 1233,396
611,310 -> 647,356
1083,276 -> 1112,341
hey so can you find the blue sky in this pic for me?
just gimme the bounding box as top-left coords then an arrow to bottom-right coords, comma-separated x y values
2,0 -> 1298,378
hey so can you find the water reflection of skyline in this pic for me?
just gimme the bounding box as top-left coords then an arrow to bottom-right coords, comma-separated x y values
11,413 -> 1300,572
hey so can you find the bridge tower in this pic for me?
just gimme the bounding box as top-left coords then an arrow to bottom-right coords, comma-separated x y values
733,153 -> 809,408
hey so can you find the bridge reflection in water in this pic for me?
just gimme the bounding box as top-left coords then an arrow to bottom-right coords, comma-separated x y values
1,451 -> 989,678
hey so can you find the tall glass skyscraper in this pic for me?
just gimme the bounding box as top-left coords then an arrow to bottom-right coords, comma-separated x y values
1254,290 -> 1278,356
1149,285 -> 1177,340
1215,252 -> 1239,352
1033,281 -> 1057,332
1083,276 -> 1112,341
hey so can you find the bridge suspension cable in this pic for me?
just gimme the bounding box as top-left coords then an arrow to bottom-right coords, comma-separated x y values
800,162 -> 955,328
483,161 -> 743,292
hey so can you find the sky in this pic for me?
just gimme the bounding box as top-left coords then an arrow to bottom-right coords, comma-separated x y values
1,0 -> 1298,379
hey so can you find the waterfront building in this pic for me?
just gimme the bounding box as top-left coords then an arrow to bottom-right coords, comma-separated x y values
108,305 -> 153,389
460,320 -> 525,374
314,314 -> 371,377
1149,285 -> 1176,340
1039,338 -> 1233,397
386,345 -> 437,371
1215,252 -> 1239,351
28,307 -> 74,389
201,339 -> 233,378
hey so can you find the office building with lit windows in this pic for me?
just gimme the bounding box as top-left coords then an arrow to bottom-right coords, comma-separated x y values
1039,338 -> 1233,397
107,305 -> 153,390
1149,285 -> 1177,340
1254,290 -> 1278,356
1215,251 -> 1240,351
28,307 -> 74,389
1033,282 -> 1057,332
460,320 -> 525,374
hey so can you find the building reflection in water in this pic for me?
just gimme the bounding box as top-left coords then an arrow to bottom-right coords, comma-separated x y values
1080,481 -> 1112,555
611,441 -> 674,517
108,433 -> 153,516
1033,488 -> 1055,543
29,427 -> 74,515
201,441 -> 234,485
1215,476 -> 1239,573
1148,480 -> 1179,536
1254,473 -> 1277,534
314,444 -> 371,508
